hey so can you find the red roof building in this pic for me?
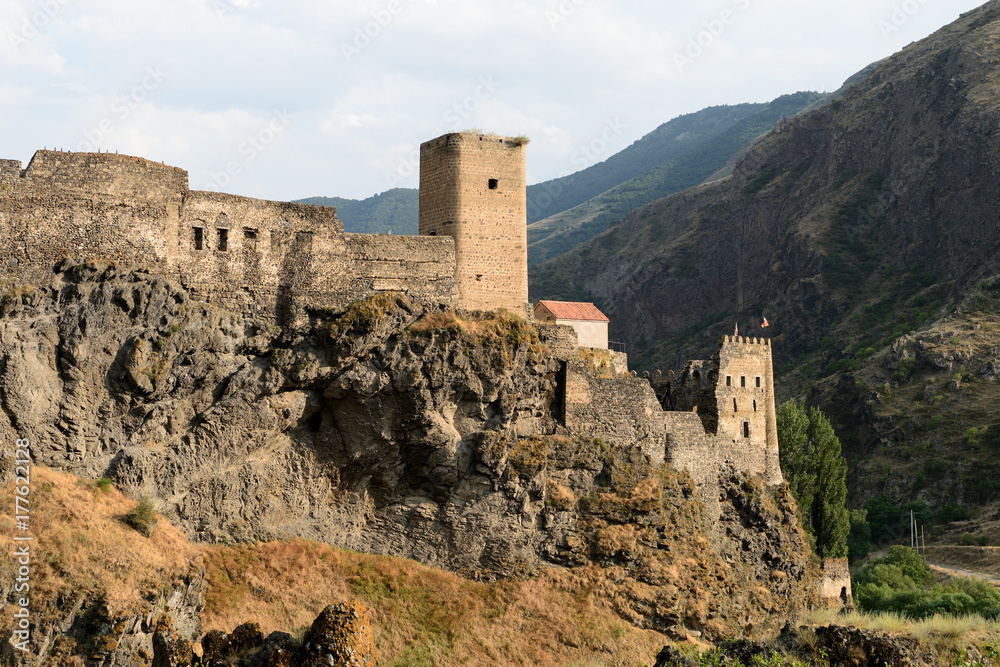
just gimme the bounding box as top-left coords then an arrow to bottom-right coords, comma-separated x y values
533,300 -> 610,349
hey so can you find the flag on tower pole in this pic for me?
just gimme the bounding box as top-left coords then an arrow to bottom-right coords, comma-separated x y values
761,317 -> 769,328
734,322 -> 739,337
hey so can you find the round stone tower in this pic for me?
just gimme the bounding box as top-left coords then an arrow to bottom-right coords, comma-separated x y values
418,132 -> 528,313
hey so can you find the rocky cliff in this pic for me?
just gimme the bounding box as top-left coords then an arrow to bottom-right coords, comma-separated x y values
528,2 -> 1000,509
0,260 -> 817,659
530,1 -> 1000,373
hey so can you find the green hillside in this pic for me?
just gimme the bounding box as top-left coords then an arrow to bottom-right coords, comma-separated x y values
524,102 -> 769,224
526,92 -> 825,265
297,188 -> 418,235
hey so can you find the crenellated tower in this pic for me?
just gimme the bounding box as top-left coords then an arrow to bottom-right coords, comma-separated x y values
418,132 -> 528,313
714,335 -> 783,486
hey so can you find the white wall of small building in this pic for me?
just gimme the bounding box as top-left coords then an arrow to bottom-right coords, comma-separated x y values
559,319 -> 608,349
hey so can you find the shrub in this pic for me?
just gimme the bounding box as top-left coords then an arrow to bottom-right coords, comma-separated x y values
854,546 -> 1000,619
958,533 -> 990,547
937,502 -> 970,523
121,497 -> 159,537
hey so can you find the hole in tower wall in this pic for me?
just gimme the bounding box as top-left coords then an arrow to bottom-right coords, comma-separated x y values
193,227 -> 203,251
488,179 -> 498,190
726,375 -> 731,387
217,229 -> 228,252
744,421 -> 750,438
733,398 -> 737,412
756,376 -> 761,388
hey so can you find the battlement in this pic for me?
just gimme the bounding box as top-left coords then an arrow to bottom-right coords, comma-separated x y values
21,149 -> 188,200
420,131 -> 527,151
721,335 -> 772,349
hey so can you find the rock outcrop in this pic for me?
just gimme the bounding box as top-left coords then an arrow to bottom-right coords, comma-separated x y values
655,624 -> 926,666
0,261 -> 816,647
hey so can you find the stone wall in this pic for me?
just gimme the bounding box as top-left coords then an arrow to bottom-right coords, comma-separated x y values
819,559 -> 853,608
418,133 -> 527,314
177,190 -> 339,319
663,412 -> 716,484
22,150 -> 188,201
610,351 -> 628,375
535,323 -> 580,359
0,159 -> 22,183
0,191 -> 176,286
0,148 -> 461,321
344,234 -> 457,302
563,358 -> 666,464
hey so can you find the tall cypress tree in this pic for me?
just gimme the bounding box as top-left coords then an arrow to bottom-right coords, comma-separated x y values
777,400 -> 815,528
809,406 -> 849,559
777,401 -> 850,559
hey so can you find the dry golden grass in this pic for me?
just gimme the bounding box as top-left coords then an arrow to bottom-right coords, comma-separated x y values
0,467 -> 666,666
800,608 -> 1000,651
579,348 -> 616,378
0,467 -> 200,632
202,542 -> 667,666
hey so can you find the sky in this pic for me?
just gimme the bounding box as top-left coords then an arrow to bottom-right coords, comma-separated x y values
0,0 -> 989,202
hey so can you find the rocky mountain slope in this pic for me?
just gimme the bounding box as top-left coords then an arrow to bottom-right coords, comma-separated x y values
0,260 -> 817,661
526,92 -> 824,266
528,2 -> 1000,511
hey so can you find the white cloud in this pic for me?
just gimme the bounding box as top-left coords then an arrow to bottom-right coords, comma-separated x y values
0,0 -> 988,200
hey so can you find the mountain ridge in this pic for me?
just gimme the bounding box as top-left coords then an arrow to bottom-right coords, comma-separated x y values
527,0 -> 1000,510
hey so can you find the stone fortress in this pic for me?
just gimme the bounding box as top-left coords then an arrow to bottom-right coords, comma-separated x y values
0,132 -> 527,323
0,131 -> 784,494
